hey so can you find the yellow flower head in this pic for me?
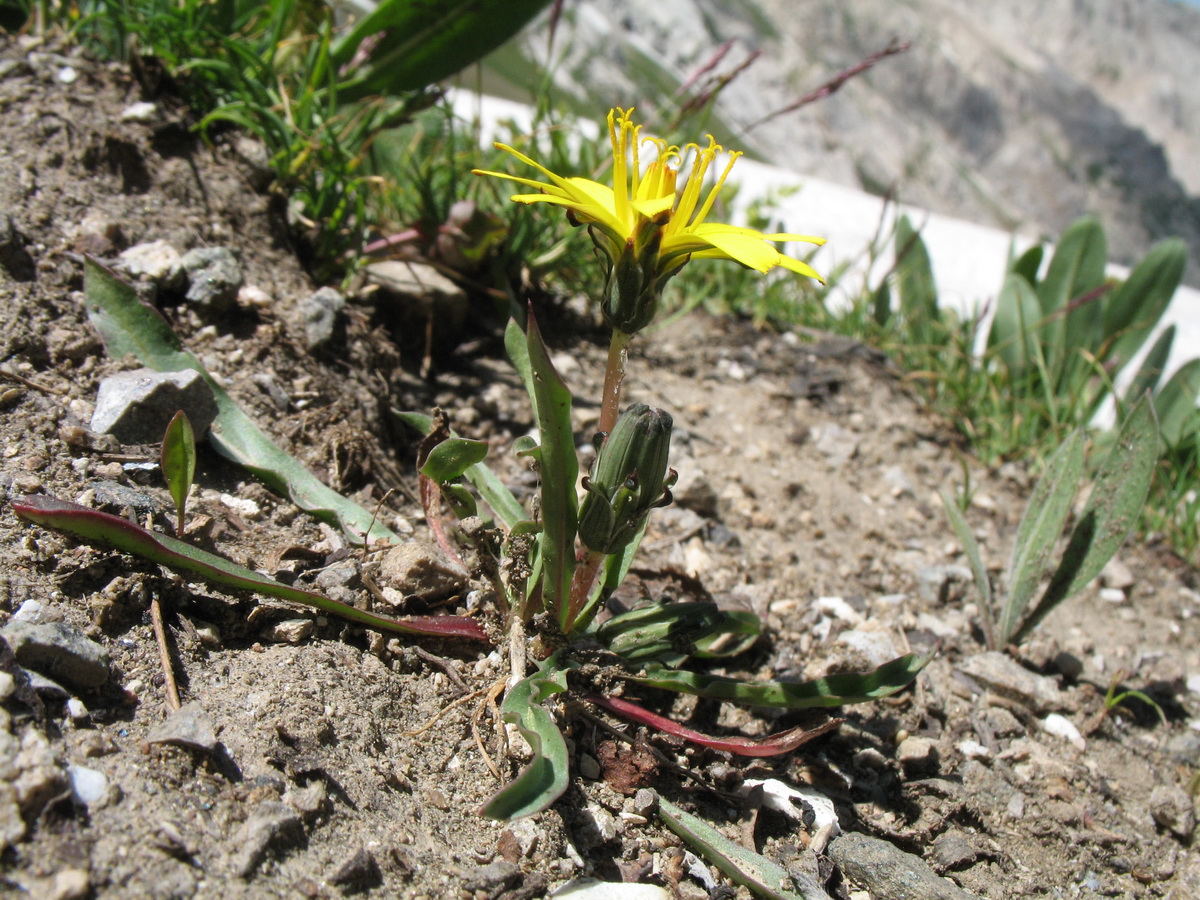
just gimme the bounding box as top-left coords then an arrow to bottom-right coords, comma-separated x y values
474,107 -> 826,333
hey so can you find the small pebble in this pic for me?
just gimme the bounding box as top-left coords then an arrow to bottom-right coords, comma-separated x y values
1042,713 -> 1086,751
65,697 -> 88,720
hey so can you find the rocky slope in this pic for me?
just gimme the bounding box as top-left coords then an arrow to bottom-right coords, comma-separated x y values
495,0 -> 1200,283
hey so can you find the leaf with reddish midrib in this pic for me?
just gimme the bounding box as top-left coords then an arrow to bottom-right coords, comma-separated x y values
586,694 -> 842,757
12,494 -> 488,643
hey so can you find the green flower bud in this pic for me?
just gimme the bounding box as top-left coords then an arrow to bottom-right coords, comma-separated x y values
578,403 -> 675,555
596,213 -> 676,335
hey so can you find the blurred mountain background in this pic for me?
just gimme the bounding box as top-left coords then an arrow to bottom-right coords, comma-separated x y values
481,0 -> 1200,285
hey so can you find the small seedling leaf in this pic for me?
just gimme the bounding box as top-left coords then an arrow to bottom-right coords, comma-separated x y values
480,661 -> 571,820
988,273 -> 1042,378
895,216 -> 938,346
395,411 -> 525,529
420,437 -> 490,483
631,649 -> 934,709
161,410 -> 196,537
13,494 -> 488,642
938,489 -> 995,649
658,796 -> 832,900
1013,396 -> 1159,644
998,430 -> 1085,645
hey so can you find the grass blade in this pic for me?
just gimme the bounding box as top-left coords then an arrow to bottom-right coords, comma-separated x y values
630,650 -> 934,709
480,661 -> 571,820
997,430 -> 1085,645
938,490 -> 995,649
84,257 -> 397,545
1123,325 -> 1175,404
658,797 -> 831,900
1013,396 -> 1159,643
12,494 -> 488,642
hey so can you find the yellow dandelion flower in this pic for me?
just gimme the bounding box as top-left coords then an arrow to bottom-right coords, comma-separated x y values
474,107 -> 826,333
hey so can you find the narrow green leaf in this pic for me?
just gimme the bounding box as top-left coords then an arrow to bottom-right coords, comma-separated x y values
480,660 -> 571,820
524,312 -> 578,628
938,490 -> 995,650
1123,325 -> 1174,404
85,258 -> 396,545
12,494 -> 488,642
1154,359 -> 1200,447
1013,396 -> 1159,643
1103,238 -> 1186,373
658,797 -> 831,900
895,216 -> 938,346
420,437 -> 489,483
631,650 -> 934,709
161,410 -> 196,537
870,280 -> 891,327
998,430 -> 1085,645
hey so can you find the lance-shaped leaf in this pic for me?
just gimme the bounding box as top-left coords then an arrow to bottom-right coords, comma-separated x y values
12,494 -> 488,642
1036,217 -> 1106,383
1012,395 -> 1159,644
587,694 -> 841,758
1123,325 -> 1175,405
1103,238 -> 1186,373
1154,359 -> 1200,448
523,310 -> 578,629
481,659 -> 571,820
658,796 -> 832,900
630,650 -> 934,709
997,429 -> 1085,646
162,410 -> 196,537
938,490 -> 995,650
84,258 -> 396,545
988,273 -> 1042,379
895,216 -> 938,347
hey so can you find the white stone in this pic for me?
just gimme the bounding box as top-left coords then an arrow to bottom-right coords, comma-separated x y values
120,101 -> 157,122
1042,713 -> 1086,751
551,879 -> 670,899
68,764 -> 108,807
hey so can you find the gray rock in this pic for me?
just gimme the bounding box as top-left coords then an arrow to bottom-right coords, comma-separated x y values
0,782 -> 24,852
1,621 -> 109,691
814,423 -> 859,466
456,860 -> 521,893
364,260 -> 468,340
1149,784 -> 1196,839
896,735 -> 940,775
118,239 -> 183,289
91,368 -> 218,444
297,286 -> 344,350
230,800 -> 304,877
930,830 -> 979,872
181,247 -> 243,312
956,651 -> 1065,713
147,701 -> 219,753
329,847 -> 381,890
828,831 -> 978,900
916,564 -> 975,605
379,541 -> 465,601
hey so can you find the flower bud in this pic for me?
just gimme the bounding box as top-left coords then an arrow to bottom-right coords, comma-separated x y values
578,403 -> 675,555
596,213 -> 679,335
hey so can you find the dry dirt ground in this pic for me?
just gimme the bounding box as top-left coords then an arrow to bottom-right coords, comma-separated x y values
2,36 -> 1200,900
